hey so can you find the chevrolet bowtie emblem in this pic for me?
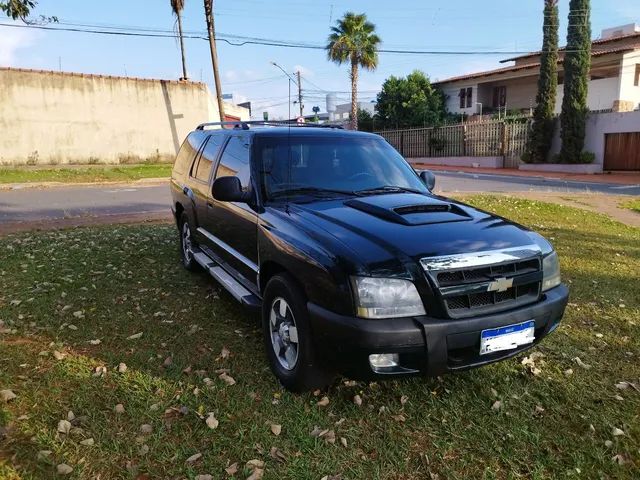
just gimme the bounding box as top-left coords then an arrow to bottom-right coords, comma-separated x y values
487,277 -> 513,293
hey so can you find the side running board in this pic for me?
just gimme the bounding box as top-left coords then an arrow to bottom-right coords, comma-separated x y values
192,251 -> 260,309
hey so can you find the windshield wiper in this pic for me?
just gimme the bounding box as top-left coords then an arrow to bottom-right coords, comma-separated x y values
270,187 -> 356,199
355,186 -> 424,195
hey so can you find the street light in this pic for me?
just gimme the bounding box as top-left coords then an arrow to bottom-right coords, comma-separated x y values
270,62 -> 302,120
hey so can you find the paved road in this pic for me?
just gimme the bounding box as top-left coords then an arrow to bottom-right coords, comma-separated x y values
0,172 -> 638,224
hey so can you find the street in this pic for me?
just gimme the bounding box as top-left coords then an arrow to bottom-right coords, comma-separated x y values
1,171 -> 638,226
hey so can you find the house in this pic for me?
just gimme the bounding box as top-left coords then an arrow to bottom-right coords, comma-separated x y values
434,24 -> 640,116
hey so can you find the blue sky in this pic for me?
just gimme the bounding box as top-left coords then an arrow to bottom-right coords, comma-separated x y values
1,0 -> 638,119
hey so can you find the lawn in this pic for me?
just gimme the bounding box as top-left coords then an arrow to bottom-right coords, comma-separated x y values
0,197 -> 638,479
620,198 -> 640,214
0,164 -> 171,184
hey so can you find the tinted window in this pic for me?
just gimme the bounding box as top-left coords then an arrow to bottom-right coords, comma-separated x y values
216,135 -> 251,191
173,132 -> 204,175
256,135 -> 428,199
193,133 -> 224,182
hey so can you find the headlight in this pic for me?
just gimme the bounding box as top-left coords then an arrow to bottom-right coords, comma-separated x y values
527,232 -> 561,292
351,276 -> 426,319
542,251 -> 561,292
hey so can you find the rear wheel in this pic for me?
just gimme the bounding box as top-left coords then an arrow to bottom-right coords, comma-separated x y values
262,274 -> 334,392
179,213 -> 199,271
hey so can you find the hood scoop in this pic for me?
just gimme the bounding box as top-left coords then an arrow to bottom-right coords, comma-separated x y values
344,193 -> 471,226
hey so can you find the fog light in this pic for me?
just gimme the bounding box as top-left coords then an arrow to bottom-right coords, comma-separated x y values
369,353 -> 399,369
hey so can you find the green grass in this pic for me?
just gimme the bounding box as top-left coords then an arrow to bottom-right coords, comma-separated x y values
0,164 -> 171,184
620,198 -> 640,214
0,196 -> 638,479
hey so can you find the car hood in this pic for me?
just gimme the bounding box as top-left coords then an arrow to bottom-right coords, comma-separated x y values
279,193 -> 536,273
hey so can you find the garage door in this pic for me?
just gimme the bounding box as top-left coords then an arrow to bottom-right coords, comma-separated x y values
604,132 -> 640,171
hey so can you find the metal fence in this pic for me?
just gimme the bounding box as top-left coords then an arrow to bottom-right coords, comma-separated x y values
376,120 -> 531,164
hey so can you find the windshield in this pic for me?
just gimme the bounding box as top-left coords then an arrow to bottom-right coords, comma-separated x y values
256,134 -> 428,200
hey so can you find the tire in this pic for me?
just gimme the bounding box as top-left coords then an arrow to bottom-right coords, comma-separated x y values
179,213 -> 199,271
262,273 -> 334,392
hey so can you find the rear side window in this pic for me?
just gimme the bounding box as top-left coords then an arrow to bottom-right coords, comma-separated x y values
173,133 -> 203,175
216,135 -> 251,191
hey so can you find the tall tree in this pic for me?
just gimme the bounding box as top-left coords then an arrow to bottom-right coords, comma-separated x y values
559,0 -> 591,163
170,0 -> 188,80
526,0 -> 559,163
0,0 -> 56,23
375,71 -> 448,129
326,12 -> 380,130
204,0 -> 225,122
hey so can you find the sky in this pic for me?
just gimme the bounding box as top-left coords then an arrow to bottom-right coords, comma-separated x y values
1,0 -> 638,119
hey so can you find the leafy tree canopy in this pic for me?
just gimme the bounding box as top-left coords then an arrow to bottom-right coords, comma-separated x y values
375,70 -> 448,129
0,0 -> 57,23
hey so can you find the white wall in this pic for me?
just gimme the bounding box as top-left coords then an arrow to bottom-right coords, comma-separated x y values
0,68 -> 248,165
618,51 -> 640,109
549,110 -> 640,168
553,76 -> 622,114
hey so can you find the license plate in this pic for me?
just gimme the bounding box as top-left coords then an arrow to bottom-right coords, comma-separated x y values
480,320 -> 535,355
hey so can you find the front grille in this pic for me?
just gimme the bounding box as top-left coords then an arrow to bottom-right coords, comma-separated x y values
436,259 -> 539,286
433,258 -> 542,318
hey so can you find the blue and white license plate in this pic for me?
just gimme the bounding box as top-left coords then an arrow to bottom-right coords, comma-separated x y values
480,320 -> 535,355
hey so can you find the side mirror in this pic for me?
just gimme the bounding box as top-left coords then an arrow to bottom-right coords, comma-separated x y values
419,170 -> 436,191
212,176 -> 251,203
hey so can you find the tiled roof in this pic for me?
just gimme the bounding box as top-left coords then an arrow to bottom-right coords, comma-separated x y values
500,31 -> 640,63
433,47 -> 634,85
0,66 -> 204,86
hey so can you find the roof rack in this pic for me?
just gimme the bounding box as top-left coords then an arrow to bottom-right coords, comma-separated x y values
195,120 -> 344,131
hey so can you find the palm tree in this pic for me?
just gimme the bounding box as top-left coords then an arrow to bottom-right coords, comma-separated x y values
170,0 -> 188,80
327,12 -> 380,130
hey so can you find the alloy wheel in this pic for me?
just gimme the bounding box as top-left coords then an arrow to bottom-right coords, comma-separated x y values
269,297 -> 299,370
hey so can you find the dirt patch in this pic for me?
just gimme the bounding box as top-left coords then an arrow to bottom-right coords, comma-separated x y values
0,211 -> 172,236
469,192 -> 640,227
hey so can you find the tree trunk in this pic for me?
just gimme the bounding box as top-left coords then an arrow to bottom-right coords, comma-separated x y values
204,0 -> 225,122
350,60 -> 358,130
176,11 -> 188,80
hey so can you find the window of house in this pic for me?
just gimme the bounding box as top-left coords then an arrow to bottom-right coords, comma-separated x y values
635,64 -> 640,87
459,88 -> 466,109
492,86 -> 507,108
216,135 -> 251,191
466,87 -> 473,108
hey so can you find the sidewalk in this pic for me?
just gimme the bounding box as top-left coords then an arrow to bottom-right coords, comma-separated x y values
412,164 -> 640,186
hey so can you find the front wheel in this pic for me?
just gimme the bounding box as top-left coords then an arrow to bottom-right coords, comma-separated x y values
262,274 -> 334,392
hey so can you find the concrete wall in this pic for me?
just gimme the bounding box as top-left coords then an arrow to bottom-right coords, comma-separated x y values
549,109 -> 640,169
618,51 -> 640,109
0,67 -> 248,165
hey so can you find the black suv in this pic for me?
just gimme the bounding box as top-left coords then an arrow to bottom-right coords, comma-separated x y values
170,122 -> 569,392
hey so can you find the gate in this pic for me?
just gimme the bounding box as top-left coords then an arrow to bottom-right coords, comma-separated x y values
604,132 -> 640,171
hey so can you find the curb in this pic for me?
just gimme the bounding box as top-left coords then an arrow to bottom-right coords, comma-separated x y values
0,177 -> 169,191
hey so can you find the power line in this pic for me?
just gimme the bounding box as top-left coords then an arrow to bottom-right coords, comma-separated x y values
0,22 -> 598,56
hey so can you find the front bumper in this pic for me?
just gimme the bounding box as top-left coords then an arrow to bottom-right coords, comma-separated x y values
308,284 -> 569,379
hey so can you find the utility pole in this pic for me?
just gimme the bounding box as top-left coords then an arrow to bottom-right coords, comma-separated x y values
296,71 -> 304,117
204,0 -> 225,122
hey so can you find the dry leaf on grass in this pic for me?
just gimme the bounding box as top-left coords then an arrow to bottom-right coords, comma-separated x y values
140,424 -> 153,434
127,332 -> 143,340
114,404 -> 125,414
353,395 -> 362,406
491,400 -> 503,411
219,372 -> 236,386
317,396 -> 330,407
340,437 -> 348,448
206,413 -> 219,430
612,427 -> 625,437
53,351 -> 66,360
612,454 -> 626,465
117,362 -> 128,373
573,357 -> 591,369
195,475 -> 213,480
93,366 -> 107,377
269,446 -> 287,462
0,390 -> 17,402
219,347 -> 230,359
225,462 -> 239,475
247,468 -> 264,480
270,423 -> 282,436
57,420 -> 71,434
37,450 -> 52,462
57,464 -> 73,475
80,438 -> 94,446
400,395 -> 409,405
186,452 -> 203,464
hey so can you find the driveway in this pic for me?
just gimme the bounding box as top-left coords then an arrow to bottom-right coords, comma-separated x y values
0,172 -> 638,233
